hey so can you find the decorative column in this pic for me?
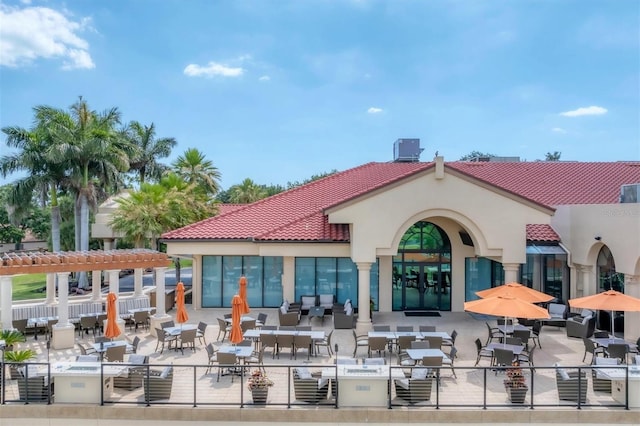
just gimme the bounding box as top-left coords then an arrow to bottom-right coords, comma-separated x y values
356,262 -> 372,327
44,273 -> 56,305
133,268 -> 143,297
502,263 -> 521,284
624,274 -> 640,342
52,272 -> 74,349
91,270 -> 102,302
579,265 -> 593,299
149,266 -> 170,337
0,276 -> 13,330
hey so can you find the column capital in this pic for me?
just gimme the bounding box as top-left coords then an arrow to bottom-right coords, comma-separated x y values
624,274 -> 640,286
501,263 -> 521,273
355,262 -> 373,272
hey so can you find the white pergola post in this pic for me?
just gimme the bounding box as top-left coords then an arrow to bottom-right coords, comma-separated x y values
44,273 -> 56,305
134,268 -> 143,297
356,262 -> 372,328
149,266 -> 170,337
91,270 -> 102,302
52,272 -> 74,349
1,276 -> 13,330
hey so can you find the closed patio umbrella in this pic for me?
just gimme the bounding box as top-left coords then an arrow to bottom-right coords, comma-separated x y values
229,294 -> 244,345
569,290 -> 640,337
476,282 -> 554,304
104,292 -> 121,340
238,276 -> 250,314
176,282 -> 189,325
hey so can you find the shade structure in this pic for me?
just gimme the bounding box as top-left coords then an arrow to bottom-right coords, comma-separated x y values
176,282 -> 189,324
464,294 -> 551,320
238,276 -> 250,314
229,294 -> 244,344
476,282 -> 554,304
104,292 -> 121,339
569,290 -> 640,337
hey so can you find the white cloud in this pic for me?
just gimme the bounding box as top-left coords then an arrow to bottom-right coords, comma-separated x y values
559,106 -> 608,117
367,107 -> 383,114
551,127 -> 567,134
184,62 -> 244,78
258,75 -> 270,81
0,5 -> 94,69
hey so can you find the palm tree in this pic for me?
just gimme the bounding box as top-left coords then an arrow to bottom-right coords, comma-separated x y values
228,178 -> 268,203
1,123 -> 66,253
171,148 -> 221,196
39,97 -> 129,287
125,121 -> 176,185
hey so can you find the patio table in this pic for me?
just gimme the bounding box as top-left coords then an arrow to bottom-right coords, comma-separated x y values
497,324 -> 530,335
486,342 -> 525,355
405,348 -> 450,362
91,340 -> 133,360
591,337 -> 638,351
163,324 -> 198,337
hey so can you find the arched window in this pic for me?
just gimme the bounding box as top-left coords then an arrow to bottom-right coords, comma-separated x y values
597,246 -> 624,292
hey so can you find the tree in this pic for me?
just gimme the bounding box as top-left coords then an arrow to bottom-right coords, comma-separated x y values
40,97 -> 130,287
459,151 -> 496,161
125,121 -> 176,185
545,151 -> 561,161
171,148 -> 221,196
228,178 -> 268,203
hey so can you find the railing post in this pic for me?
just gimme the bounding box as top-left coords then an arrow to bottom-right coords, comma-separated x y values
529,365 -> 534,410
193,365 -> 197,407
482,367 -> 487,409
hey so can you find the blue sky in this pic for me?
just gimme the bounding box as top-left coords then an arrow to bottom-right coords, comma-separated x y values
1,0 -> 639,190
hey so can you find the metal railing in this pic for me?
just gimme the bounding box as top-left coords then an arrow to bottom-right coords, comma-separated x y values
0,361 -> 635,410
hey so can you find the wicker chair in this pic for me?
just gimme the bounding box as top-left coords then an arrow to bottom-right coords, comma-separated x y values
592,357 -> 619,393
555,367 -> 587,403
292,368 -> 329,403
394,372 -> 434,404
143,366 -> 174,401
114,354 -> 149,390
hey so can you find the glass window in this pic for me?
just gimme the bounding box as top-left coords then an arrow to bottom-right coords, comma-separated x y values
337,258 -> 357,305
263,257 -> 283,307
202,256 -> 222,307
222,257 -> 242,307
243,256 -> 263,307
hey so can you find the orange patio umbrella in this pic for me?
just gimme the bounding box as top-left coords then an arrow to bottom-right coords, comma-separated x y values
175,282 -> 189,325
464,293 -> 551,323
238,276 -> 250,314
476,282 -> 554,304
229,294 -> 244,345
569,290 -> 640,337
104,292 -> 121,340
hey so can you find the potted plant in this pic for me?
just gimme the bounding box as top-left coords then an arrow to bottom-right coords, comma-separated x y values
4,349 -> 37,379
0,330 -> 26,351
247,369 -> 274,404
503,362 -> 528,404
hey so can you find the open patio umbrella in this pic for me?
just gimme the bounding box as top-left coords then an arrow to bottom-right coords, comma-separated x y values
104,292 -> 121,340
175,281 -> 189,326
238,276 -> 250,314
569,290 -> 640,337
229,294 -> 244,345
476,282 -> 554,304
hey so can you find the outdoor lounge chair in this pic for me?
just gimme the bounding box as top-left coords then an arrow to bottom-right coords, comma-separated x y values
394,368 -> 434,404
555,366 -> 587,403
143,366 -> 173,401
592,357 -> 619,393
292,368 -> 329,403
17,367 -> 52,402
114,354 -> 149,390
566,315 -> 596,338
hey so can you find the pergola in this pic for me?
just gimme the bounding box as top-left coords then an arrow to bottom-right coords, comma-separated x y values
0,249 -> 172,349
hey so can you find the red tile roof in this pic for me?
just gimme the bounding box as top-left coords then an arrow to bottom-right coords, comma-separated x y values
526,224 -> 561,242
163,161 -> 640,243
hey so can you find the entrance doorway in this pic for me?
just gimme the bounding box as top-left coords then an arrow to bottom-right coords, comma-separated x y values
392,221 -> 452,311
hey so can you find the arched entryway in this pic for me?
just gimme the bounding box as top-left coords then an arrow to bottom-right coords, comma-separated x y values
596,245 -> 625,334
392,221 -> 452,311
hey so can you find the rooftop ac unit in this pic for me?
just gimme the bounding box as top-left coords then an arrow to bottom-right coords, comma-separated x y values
393,138 -> 423,162
620,184 -> 640,203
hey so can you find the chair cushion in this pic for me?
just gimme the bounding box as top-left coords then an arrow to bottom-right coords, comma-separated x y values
280,305 -> 287,314
345,305 -> 353,316
635,355 -> 640,365
595,356 -> 620,379
301,296 -> 316,309
556,367 -> 570,381
319,294 -> 333,306
411,368 -> 429,380
296,367 -> 312,379
396,378 -> 410,390
129,354 -> 147,365
159,366 -> 172,379
318,378 -> 329,389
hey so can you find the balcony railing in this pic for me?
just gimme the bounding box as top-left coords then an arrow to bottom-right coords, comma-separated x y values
0,361 -> 635,410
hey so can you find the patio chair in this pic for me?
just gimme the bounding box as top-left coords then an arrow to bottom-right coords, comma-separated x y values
144,366 -> 174,401
606,343 -> 629,364
368,336 -> 388,357
241,319 -> 256,333
244,347 -> 265,373
314,329 -> 334,357
260,333 -> 278,359
485,322 -> 501,345
531,321 -> 543,348
160,320 -> 175,330
593,331 -> 610,338
216,318 -> 230,341
132,310 -> 149,331
105,345 -> 126,362
394,368 -> 434,404
276,333 -> 295,359
582,337 -> 605,364
217,352 -> 239,382
397,335 -> 416,354
205,343 -> 218,374
196,321 -> 208,346
96,313 -> 107,334
555,366 -> 587,403
127,335 -> 141,354
17,369 -> 51,402
423,336 -> 442,350
419,325 -> 436,332
441,329 -> 458,353
474,338 -> 494,366
78,342 -> 97,356
517,346 -> 536,370
592,357 -> 619,393
373,325 -> 391,331
396,325 -> 413,332
513,329 -> 531,350
411,341 -> 430,349
256,313 -> 268,328
493,348 -> 516,374
293,333 -> 313,360
114,354 -> 149,390
442,347 -> 457,378
352,330 -> 369,357
178,328 -> 197,354
154,327 -> 177,353
12,318 -> 28,335
293,368 -> 329,404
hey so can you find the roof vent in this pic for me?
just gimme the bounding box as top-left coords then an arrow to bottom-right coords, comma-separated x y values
620,184 -> 640,203
393,138 -> 423,162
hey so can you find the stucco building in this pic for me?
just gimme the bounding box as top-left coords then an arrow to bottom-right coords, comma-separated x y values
158,149 -> 640,341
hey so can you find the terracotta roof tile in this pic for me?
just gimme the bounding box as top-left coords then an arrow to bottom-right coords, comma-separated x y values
526,224 -> 560,242
163,161 -> 640,242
